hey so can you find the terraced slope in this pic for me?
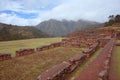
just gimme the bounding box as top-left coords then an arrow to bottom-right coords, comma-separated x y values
0,47 -> 82,80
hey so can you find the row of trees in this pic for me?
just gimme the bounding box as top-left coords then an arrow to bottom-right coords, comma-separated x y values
104,14 -> 120,26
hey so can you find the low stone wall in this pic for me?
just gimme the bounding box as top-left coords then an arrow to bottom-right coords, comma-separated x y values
37,61 -> 70,80
98,55 -> 111,80
37,42 -> 100,80
0,53 -> 12,61
0,42 -> 62,60
36,42 -> 62,52
115,42 -> 120,46
15,48 -> 35,57
116,32 -> 120,40
99,36 -> 111,47
98,38 -> 115,80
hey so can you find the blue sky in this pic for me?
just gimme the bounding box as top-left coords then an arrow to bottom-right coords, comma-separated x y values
0,10 -> 38,19
0,0 -> 120,26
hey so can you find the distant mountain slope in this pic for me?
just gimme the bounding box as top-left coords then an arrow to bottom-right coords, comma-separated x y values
36,19 -> 103,37
0,23 -> 49,41
24,27 -> 49,38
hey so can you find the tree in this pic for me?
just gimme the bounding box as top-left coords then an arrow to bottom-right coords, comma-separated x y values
108,19 -> 114,26
115,15 -> 120,23
108,15 -> 115,20
104,14 -> 120,26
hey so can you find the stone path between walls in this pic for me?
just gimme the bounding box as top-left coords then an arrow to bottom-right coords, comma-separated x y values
74,48 -> 108,80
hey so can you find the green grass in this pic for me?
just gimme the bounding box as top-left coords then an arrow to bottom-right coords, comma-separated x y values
0,47 -> 82,80
114,46 -> 120,79
117,40 -> 120,43
67,48 -> 102,80
0,37 -> 62,56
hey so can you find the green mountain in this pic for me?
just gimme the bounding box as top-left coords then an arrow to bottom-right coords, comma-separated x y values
0,23 -> 49,41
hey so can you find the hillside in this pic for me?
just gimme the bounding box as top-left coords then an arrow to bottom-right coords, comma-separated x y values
36,19 -> 103,37
0,23 -> 49,41
24,27 -> 49,38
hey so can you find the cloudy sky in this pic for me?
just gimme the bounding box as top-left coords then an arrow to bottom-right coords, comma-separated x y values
0,0 -> 120,26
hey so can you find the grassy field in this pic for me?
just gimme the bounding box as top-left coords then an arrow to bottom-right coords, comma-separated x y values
0,47 -> 83,80
67,48 -> 102,80
113,46 -> 120,79
0,37 -> 61,56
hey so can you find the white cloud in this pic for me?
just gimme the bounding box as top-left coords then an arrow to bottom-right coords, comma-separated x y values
0,0 -> 22,11
0,13 -> 40,26
0,0 -> 120,26
39,0 -> 120,22
21,0 -> 56,10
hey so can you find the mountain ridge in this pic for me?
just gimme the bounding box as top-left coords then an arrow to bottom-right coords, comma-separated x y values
36,19 -> 103,37
0,19 -> 103,41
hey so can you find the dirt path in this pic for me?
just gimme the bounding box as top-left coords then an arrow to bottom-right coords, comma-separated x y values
74,39 -> 115,80
74,48 -> 108,80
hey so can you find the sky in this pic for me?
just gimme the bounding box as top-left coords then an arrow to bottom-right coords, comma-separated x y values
0,0 -> 120,26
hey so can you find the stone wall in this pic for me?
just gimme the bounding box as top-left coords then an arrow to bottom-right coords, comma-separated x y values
0,53 -> 12,61
37,42 -> 100,80
36,42 -> 62,52
115,42 -> 120,46
15,48 -> 35,57
98,38 -> 115,80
